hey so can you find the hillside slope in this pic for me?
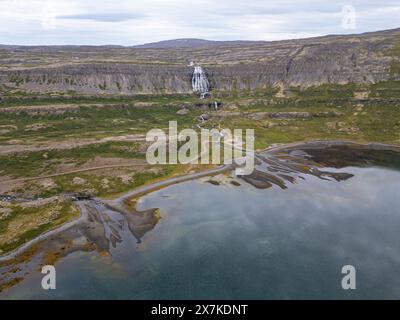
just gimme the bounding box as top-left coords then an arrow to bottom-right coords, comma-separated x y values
0,28 -> 399,95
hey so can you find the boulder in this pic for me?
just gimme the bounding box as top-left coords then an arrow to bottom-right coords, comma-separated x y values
177,108 -> 189,115
268,112 -> 310,119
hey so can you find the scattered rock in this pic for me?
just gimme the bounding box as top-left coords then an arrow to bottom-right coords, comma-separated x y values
72,177 -> 87,185
326,122 -> 360,134
192,103 -> 209,111
0,207 -> 12,220
313,111 -> 343,118
212,111 -> 241,119
338,126 -> 360,134
112,119 -> 127,125
354,104 -> 364,112
25,123 -> 53,132
269,112 -> 310,119
224,103 -> 239,110
38,178 -> 57,190
353,91 -> 370,99
275,83 -> 290,98
177,108 -> 189,115
148,167 -> 163,174
0,125 -> 17,135
101,178 -> 110,188
261,121 -> 277,128
246,112 -> 269,121
198,113 -> 210,121
326,122 -> 337,130
134,102 -> 157,107
120,174 -> 134,184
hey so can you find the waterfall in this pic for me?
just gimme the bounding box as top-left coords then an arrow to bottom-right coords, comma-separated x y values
192,66 -> 210,98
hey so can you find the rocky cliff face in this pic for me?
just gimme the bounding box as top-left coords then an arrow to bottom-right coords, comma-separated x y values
0,64 -> 194,94
209,40 -> 395,91
0,28 -> 399,95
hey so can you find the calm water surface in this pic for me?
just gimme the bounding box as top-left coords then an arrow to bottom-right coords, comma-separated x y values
2,147 -> 400,299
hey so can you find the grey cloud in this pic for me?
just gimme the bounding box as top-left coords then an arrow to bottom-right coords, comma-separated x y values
58,13 -> 144,22
0,0 -> 399,45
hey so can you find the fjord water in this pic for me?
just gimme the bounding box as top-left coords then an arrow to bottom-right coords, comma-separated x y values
3,150 -> 400,299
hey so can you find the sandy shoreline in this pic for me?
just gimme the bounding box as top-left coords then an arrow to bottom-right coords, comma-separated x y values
0,165 -> 231,262
0,202 -> 89,262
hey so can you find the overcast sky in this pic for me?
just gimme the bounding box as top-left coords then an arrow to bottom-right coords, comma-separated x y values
0,0 -> 399,45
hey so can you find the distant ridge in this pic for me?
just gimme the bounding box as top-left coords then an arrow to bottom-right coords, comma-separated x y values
132,28 -> 400,49
1,28 -> 399,49
133,38 -> 262,49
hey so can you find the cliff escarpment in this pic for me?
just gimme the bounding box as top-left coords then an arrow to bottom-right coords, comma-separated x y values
0,64 -> 194,95
0,28 -> 399,95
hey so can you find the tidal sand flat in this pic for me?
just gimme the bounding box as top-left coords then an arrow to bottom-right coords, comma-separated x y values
1,142 -> 400,299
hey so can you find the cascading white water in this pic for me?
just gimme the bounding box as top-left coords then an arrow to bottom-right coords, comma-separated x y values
192,66 -> 210,98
